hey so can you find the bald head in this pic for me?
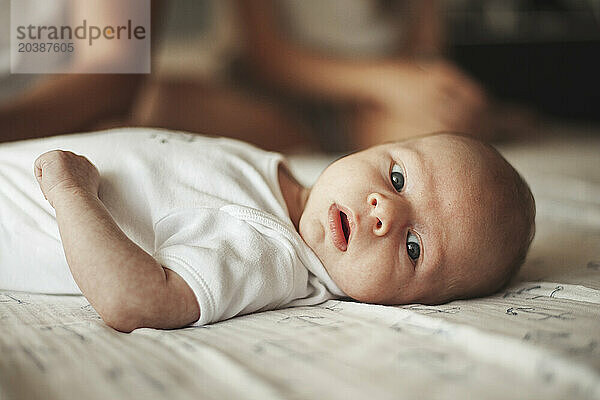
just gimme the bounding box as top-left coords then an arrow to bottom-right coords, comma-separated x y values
418,134 -> 536,301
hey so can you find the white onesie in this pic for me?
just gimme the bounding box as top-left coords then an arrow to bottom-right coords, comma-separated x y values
0,128 -> 344,325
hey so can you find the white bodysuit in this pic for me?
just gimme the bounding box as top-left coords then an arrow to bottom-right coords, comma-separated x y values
0,128 -> 344,325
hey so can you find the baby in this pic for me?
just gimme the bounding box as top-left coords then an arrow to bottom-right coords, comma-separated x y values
0,129 -> 535,332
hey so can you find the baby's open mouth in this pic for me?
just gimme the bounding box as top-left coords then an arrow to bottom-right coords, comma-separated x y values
340,211 -> 350,245
328,204 -> 352,252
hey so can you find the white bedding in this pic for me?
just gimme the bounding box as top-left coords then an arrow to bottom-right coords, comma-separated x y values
1,125 -> 599,400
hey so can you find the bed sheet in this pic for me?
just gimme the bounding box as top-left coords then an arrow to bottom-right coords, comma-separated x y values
1,126 -> 599,400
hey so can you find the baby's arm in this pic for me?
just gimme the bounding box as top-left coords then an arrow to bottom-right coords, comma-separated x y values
34,151 -> 200,332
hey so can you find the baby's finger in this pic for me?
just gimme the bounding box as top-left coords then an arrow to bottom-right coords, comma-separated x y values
33,154 -> 46,184
33,156 -> 48,199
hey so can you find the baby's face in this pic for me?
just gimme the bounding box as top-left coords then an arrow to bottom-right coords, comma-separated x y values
299,134 -> 500,304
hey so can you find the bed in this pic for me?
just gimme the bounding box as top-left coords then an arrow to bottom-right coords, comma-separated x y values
1,123 -> 599,400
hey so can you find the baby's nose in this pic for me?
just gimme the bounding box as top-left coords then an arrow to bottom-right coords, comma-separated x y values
367,193 -> 396,236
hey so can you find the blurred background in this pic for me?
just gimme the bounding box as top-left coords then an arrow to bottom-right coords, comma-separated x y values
448,0 -> 600,122
1,0 -> 599,152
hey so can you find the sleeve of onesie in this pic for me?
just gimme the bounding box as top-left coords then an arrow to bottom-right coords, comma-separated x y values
152,208 -> 298,326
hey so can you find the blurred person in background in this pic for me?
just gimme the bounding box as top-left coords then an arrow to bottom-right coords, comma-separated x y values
2,0 -> 543,151
0,0 -> 307,151
0,0 -> 162,143
130,0 -> 495,152
234,0 -> 494,151
127,0 -> 316,152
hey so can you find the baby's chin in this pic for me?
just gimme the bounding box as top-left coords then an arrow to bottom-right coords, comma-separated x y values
354,286 -> 458,306
338,285 -> 407,305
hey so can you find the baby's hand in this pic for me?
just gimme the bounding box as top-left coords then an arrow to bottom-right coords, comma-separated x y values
34,150 -> 100,208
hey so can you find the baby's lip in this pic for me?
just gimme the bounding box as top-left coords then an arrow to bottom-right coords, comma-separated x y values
337,204 -> 355,247
328,203 -> 355,252
328,204 -> 347,252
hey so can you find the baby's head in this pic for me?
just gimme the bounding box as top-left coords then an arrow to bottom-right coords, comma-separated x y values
299,133 -> 535,305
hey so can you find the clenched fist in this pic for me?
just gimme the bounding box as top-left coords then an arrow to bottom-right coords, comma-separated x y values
34,150 -> 100,208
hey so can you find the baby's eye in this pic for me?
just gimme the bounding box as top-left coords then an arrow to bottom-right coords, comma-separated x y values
390,163 -> 405,192
407,231 -> 421,262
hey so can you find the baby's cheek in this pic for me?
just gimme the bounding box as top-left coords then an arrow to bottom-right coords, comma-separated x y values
299,215 -> 323,250
342,261 -> 393,303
